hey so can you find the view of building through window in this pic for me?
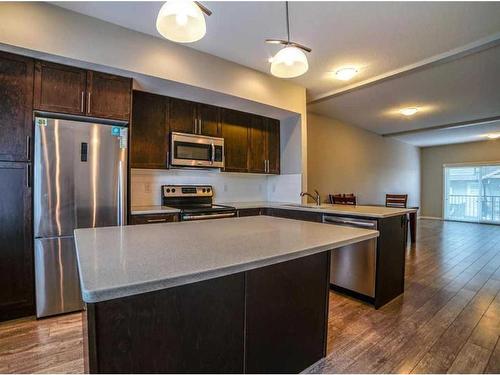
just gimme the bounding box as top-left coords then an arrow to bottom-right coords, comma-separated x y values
444,164 -> 500,223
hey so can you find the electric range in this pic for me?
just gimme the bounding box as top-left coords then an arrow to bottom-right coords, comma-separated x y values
162,184 -> 236,221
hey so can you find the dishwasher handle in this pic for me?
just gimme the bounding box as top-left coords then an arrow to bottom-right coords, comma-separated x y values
323,215 -> 377,229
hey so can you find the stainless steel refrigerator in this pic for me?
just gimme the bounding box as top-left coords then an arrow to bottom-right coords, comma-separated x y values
34,116 -> 127,318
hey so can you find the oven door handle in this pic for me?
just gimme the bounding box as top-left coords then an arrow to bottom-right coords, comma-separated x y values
182,212 -> 236,221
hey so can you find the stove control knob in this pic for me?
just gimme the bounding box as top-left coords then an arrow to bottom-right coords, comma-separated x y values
202,188 -> 206,193
206,188 -> 211,193
172,188 -> 176,193
166,188 -> 171,193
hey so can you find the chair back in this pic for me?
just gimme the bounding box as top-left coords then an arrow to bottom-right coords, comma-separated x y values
386,194 -> 408,208
329,193 -> 357,205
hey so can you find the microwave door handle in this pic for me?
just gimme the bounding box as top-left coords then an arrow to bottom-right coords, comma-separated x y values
211,142 -> 215,165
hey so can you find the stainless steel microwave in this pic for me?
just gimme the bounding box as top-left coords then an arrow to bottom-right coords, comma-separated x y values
170,132 -> 224,168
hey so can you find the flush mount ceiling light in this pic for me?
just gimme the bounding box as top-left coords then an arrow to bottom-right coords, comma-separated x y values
400,107 -> 419,116
483,133 -> 500,139
266,2 -> 311,78
156,1 -> 212,43
335,67 -> 358,81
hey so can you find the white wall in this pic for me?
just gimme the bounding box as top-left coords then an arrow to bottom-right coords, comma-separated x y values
307,112 -> 421,207
420,139 -> 500,218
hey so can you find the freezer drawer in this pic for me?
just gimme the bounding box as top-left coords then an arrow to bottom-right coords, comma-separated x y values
35,237 -> 83,317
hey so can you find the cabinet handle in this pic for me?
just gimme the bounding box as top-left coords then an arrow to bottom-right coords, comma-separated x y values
166,151 -> 170,168
26,135 -> 31,161
26,164 -> 31,188
81,91 -> 85,113
146,218 -> 168,223
199,118 -> 202,134
87,92 -> 91,114
194,118 -> 197,134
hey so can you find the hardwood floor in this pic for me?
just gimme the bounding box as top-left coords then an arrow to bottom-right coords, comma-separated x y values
1,219 -> 499,373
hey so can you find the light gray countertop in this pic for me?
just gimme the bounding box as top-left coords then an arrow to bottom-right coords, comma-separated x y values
131,201 -> 416,218
74,216 -> 378,303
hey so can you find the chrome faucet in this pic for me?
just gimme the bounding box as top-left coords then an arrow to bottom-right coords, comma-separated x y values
300,190 -> 321,206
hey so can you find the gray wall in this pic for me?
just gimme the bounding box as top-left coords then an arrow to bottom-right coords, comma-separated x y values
307,112 -> 421,207
421,139 -> 500,218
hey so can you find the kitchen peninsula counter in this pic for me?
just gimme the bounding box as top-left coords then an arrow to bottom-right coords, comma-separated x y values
75,216 -> 378,373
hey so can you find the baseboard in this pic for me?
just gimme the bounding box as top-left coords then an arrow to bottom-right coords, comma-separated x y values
418,216 -> 443,220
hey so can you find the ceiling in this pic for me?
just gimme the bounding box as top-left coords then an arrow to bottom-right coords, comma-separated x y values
52,1 -> 500,147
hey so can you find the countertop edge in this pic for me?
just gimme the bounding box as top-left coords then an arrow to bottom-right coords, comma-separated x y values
79,230 -> 379,303
130,202 -> 417,218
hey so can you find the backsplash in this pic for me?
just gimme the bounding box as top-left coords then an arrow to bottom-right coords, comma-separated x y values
131,169 -> 302,206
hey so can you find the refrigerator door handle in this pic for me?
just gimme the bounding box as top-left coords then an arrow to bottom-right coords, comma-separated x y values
117,160 -> 124,226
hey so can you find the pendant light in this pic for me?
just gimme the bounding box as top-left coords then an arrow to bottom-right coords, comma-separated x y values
156,1 -> 212,43
266,2 -> 311,78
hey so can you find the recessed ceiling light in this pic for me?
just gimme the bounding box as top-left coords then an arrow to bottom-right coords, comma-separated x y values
400,107 -> 419,116
483,133 -> 500,139
335,67 -> 358,81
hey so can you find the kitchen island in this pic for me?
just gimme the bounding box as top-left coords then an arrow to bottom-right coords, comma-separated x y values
75,216 -> 378,373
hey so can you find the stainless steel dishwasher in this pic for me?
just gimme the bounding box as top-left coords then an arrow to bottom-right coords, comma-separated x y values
323,215 -> 378,298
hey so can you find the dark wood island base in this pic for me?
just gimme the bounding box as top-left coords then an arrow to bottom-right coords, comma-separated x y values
83,251 -> 331,373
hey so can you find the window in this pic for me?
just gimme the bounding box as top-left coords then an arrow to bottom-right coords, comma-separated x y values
444,164 -> 500,224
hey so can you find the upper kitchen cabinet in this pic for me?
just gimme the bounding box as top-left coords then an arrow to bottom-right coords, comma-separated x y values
248,115 -> 267,173
169,99 -> 220,136
248,116 -> 280,174
198,103 -> 221,137
266,118 -> 280,174
221,109 -> 250,173
0,51 -> 34,162
34,61 -> 87,115
34,61 -> 132,121
169,97 -> 197,134
86,71 -> 132,121
131,91 -> 169,169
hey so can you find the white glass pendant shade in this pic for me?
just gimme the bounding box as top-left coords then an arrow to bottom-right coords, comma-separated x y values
156,1 -> 206,43
270,46 -> 309,78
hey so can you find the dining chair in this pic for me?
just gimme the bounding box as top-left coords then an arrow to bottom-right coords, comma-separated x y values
385,194 -> 408,208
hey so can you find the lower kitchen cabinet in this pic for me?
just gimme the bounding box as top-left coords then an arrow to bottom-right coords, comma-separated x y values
0,162 -> 34,322
237,208 -> 263,217
265,207 -> 323,223
129,213 -> 179,225
245,252 -> 329,373
84,252 -> 330,373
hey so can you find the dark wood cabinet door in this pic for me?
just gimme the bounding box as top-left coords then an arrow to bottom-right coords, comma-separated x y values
0,162 -> 34,322
221,109 -> 249,173
198,103 -> 220,137
34,61 -> 86,115
87,71 -> 131,121
130,91 -> 169,169
86,273 -> 245,373
245,252 -> 330,373
266,208 -> 323,223
0,52 -> 33,162
169,97 -> 197,134
266,118 -> 280,174
237,208 -> 262,217
248,115 -> 267,173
